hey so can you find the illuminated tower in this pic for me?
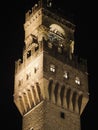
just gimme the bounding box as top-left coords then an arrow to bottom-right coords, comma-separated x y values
13,0 -> 89,130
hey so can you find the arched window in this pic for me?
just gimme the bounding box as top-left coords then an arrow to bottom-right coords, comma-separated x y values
50,64 -> 55,72
48,79 -> 53,100
75,77 -> 81,85
58,45 -> 63,54
66,89 -> 71,108
78,94 -> 83,113
72,91 -> 77,111
63,71 -> 69,79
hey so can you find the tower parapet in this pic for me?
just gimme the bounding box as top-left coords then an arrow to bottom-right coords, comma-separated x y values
25,0 -> 42,21
25,0 -> 53,21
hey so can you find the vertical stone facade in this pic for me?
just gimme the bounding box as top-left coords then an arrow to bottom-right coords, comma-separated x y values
23,101 -> 81,130
13,0 -> 89,130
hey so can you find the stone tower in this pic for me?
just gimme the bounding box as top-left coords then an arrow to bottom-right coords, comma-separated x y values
13,0 -> 89,130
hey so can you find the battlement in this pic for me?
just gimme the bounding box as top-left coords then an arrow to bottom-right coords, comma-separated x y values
44,78 -> 89,115
25,0 -> 42,21
15,58 -> 87,75
13,76 -> 89,116
15,40 -> 87,75
25,1 -> 75,32
25,0 -> 53,21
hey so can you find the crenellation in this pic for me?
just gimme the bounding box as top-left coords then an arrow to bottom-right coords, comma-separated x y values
25,7 -> 75,33
25,1 -> 42,21
15,45 -> 87,75
46,79 -> 88,115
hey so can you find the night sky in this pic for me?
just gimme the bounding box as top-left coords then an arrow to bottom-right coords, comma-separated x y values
0,0 -> 97,130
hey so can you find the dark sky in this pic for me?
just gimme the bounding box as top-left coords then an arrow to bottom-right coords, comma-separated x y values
0,0 -> 97,130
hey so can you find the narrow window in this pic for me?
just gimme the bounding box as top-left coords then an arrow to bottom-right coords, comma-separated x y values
18,80 -> 21,87
26,73 -> 31,80
27,50 -> 31,58
18,78 -> 23,87
33,36 -> 38,43
34,64 -> 39,73
26,74 -> 29,80
60,112 -> 65,119
35,44 -> 39,51
34,68 -> 37,73
63,71 -> 69,79
50,64 -> 55,72
58,44 -> 63,54
75,76 -> 80,85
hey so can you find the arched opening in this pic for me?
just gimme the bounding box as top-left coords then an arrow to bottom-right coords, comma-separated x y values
66,88 -> 71,108
60,86 -> 65,106
27,89 -> 34,107
18,95 -> 25,115
54,82 -> 59,103
48,79 -> 53,100
23,92 -> 29,111
78,94 -> 83,113
36,82 -> 42,100
72,91 -> 77,111
31,86 -> 38,104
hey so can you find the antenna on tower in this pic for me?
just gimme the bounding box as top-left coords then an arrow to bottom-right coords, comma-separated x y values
47,0 -> 52,7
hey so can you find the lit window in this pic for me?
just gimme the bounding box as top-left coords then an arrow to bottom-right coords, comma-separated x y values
50,64 -> 55,72
63,71 -> 69,79
75,77 -> 80,85
58,44 -> 63,54
54,29 -> 57,33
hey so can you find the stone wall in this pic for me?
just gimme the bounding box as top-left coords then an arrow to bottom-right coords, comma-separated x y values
22,101 -> 81,130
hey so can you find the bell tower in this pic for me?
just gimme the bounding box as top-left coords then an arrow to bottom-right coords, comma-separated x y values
13,0 -> 89,130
